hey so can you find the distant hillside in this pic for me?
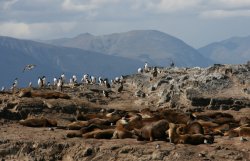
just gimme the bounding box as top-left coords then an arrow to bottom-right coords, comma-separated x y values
199,36 -> 250,64
0,36 -> 143,87
46,30 -> 214,67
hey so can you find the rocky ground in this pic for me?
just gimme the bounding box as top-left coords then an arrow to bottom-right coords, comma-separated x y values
0,63 -> 250,161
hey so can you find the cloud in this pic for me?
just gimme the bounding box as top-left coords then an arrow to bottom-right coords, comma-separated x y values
144,0 -> 202,13
62,0 -> 96,12
210,0 -> 250,8
0,0 -> 250,47
61,0 -> 120,12
0,0 -> 19,10
0,22 -> 30,37
200,9 -> 250,18
130,0 -> 250,16
0,21 -> 78,39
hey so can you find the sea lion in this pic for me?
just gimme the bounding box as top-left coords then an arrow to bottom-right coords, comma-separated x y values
159,109 -> 192,124
196,120 -> 219,127
126,113 -> 161,130
226,127 -> 250,137
88,118 -> 111,126
168,123 -> 214,145
18,89 -> 70,99
212,117 -> 237,125
66,130 -> 83,138
196,120 -> 232,135
238,117 -> 250,126
211,124 -> 230,136
82,129 -> 115,139
193,112 -> 233,121
19,117 -> 57,127
112,118 -> 136,139
67,121 -> 89,130
67,117 -> 111,130
133,119 -> 169,141
176,121 -> 204,135
66,124 -> 104,138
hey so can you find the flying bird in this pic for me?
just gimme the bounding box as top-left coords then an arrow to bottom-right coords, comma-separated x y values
23,64 -> 36,72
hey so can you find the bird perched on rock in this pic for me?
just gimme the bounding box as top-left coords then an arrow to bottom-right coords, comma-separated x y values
11,78 -> 18,92
103,90 -> 109,97
72,75 -> 77,83
23,64 -> 36,72
117,83 -> 123,93
42,76 -> 46,87
13,78 -> 18,88
104,79 -> 111,88
38,77 -> 43,88
61,73 -> 66,83
91,76 -> 96,84
144,62 -> 149,72
57,77 -> 63,91
1,86 -> 5,92
53,77 -> 57,86
170,60 -> 175,68
138,68 -> 143,73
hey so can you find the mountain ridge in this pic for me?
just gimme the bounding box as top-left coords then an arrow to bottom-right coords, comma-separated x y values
199,35 -> 250,64
0,36 -> 143,87
45,30 -> 214,67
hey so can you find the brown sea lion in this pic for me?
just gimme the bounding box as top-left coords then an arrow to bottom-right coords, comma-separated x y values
196,120 -> 219,129
176,121 -> 204,135
66,124 -> 104,138
126,113 -> 162,130
67,121 -> 89,130
168,123 -> 214,145
18,88 -> 70,99
66,131 -> 83,138
75,110 -> 106,121
19,117 -> 57,127
224,130 -> 239,137
159,109 -> 192,124
226,127 -> 250,137
211,124 -> 230,136
238,117 -> 250,126
212,117 -> 237,125
196,120 -> 232,135
133,119 -> 169,141
112,118 -> 136,139
192,112 -> 233,121
177,134 -> 214,145
88,118 -> 111,126
82,129 -> 115,139
75,109 -> 121,124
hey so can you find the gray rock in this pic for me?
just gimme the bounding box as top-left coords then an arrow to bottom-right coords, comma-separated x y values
152,150 -> 170,160
135,90 -> 146,98
83,147 -> 93,157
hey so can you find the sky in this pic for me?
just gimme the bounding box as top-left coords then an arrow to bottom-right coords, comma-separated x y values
1,0 -> 250,48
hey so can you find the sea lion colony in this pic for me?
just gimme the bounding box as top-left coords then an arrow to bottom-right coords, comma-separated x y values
18,108 -> 250,145
1,63 -> 248,145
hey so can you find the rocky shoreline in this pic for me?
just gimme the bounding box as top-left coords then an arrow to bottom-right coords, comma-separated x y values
0,63 -> 249,160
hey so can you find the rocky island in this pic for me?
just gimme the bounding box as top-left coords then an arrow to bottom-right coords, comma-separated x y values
0,62 -> 249,161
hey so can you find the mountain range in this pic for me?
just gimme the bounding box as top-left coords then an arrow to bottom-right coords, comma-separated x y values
1,29 -> 250,87
199,36 -> 250,64
46,30 -> 213,67
0,36 -> 142,87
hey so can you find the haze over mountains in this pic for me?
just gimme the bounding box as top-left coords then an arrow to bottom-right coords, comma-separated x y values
0,36 -> 142,87
199,36 -> 250,64
46,30 -> 213,67
1,29 -> 250,88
